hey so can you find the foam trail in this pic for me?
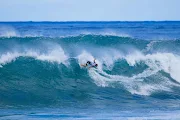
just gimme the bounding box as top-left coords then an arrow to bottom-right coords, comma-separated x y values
87,50 -> 180,95
125,52 -> 180,83
89,67 -> 173,95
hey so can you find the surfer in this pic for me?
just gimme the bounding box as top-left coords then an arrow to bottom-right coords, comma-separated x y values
81,59 -> 98,68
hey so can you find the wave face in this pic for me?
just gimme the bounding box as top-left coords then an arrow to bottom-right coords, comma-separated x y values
0,22 -> 180,109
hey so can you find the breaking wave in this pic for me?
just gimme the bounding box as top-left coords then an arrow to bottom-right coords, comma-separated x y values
0,34 -> 180,107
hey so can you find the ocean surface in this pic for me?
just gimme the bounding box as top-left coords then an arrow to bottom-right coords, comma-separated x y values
0,21 -> 180,119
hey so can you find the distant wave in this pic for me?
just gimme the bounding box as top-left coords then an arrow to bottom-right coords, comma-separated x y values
0,25 -> 131,38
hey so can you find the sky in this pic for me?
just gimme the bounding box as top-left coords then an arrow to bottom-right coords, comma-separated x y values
0,0 -> 179,21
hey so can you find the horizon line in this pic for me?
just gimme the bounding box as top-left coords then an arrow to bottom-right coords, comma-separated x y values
0,20 -> 180,23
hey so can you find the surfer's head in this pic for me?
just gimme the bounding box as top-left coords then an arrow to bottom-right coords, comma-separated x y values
95,64 -> 98,67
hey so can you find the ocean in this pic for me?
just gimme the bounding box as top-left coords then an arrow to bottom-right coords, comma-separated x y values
0,21 -> 180,119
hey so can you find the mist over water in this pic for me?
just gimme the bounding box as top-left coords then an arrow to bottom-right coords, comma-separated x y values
0,22 -> 180,119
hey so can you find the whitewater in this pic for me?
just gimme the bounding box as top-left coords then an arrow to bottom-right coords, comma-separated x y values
0,21 -> 180,119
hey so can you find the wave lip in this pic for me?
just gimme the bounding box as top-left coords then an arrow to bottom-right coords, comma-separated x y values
0,46 -> 68,67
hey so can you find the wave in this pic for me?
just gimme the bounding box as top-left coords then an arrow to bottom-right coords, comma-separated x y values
1,34 -> 180,107
0,48 -> 68,67
0,49 -> 180,94
0,26 -> 19,38
0,25 -> 131,38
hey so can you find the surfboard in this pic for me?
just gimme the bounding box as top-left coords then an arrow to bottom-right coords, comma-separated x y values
80,63 -> 97,69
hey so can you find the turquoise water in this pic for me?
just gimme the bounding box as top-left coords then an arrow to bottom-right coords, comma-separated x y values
0,22 -> 180,119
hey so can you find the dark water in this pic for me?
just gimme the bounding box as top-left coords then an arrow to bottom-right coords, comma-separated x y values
0,22 -> 180,119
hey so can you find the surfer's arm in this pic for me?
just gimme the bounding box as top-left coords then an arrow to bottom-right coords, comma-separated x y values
94,59 -> 96,63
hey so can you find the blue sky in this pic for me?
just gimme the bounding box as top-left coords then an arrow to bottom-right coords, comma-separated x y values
0,0 -> 179,21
